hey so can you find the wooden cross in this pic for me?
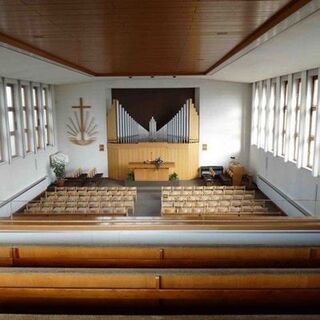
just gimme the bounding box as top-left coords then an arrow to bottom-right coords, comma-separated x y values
72,98 -> 91,141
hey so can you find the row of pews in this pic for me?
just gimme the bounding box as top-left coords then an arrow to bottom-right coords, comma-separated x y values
161,186 -> 282,217
1,213 -> 320,312
21,186 -> 137,216
0,244 -> 320,311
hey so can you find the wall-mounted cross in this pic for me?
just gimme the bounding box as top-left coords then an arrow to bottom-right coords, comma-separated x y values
72,97 -> 91,140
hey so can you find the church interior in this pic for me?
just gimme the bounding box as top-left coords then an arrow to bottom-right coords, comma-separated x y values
0,0 -> 320,319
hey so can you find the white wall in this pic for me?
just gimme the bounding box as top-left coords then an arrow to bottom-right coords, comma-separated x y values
0,147 -> 57,202
249,146 -> 320,216
0,81 -> 58,215
55,82 -> 108,176
55,78 -> 251,177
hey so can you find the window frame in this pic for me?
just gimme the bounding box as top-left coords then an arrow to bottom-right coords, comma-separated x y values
291,76 -> 302,162
4,80 -> 22,159
20,81 -> 33,155
0,78 -> 6,163
32,84 -> 44,151
251,82 -> 259,146
304,74 -> 318,169
267,79 -> 276,153
41,85 -> 54,147
278,78 -> 289,157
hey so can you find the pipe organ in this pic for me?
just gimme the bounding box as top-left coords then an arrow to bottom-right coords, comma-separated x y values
107,94 -> 199,180
115,100 -> 143,144
108,98 -> 198,144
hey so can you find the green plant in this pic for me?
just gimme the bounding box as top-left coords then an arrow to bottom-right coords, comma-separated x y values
169,172 -> 178,181
50,152 -> 68,181
51,160 -> 66,180
127,170 -> 134,181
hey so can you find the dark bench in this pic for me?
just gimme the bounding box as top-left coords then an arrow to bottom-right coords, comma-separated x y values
199,166 -> 223,185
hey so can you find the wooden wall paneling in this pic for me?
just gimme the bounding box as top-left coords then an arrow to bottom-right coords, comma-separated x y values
107,142 -> 199,180
107,100 -> 117,143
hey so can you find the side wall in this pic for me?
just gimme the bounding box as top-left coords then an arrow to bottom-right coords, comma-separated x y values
55,78 -> 251,177
0,85 -> 58,216
249,147 -> 320,216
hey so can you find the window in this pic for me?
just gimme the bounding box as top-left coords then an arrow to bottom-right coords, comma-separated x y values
268,82 -> 276,152
259,83 -> 267,148
305,76 -> 318,168
33,86 -> 42,149
42,87 -> 50,145
0,135 -> 3,162
6,84 -> 19,157
278,80 -> 288,156
293,78 -> 302,161
21,85 -> 32,153
251,85 -> 259,145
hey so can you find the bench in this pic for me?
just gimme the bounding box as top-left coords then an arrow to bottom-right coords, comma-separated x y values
2,245 -> 319,268
0,267 -> 320,310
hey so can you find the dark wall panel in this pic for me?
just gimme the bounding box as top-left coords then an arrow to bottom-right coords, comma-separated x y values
112,88 -> 195,130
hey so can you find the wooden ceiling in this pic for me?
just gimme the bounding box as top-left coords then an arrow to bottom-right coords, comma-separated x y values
0,0 -> 311,76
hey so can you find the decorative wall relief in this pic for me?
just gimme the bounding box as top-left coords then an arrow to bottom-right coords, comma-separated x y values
67,98 -> 98,145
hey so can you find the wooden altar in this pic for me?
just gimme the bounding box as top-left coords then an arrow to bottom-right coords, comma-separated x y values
129,162 -> 175,181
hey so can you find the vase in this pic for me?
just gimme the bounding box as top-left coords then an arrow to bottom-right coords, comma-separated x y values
56,179 -> 65,187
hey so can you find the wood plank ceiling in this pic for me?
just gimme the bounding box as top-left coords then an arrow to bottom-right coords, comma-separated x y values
0,0 -> 310,76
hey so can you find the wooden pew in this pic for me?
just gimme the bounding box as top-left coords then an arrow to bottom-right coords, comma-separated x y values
0,268 -> 320,309
3,216 -> 320,230
8,245 -> 320,268
0,246 -> 13,266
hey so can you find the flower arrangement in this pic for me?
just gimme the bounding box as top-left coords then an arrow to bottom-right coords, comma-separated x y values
50,152 -> 69,184
152,157 -> 163,169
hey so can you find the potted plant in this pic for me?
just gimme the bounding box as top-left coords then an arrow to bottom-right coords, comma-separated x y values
50,152 -> 69,187
127,170 -> 135,181
169,172 -> 178,185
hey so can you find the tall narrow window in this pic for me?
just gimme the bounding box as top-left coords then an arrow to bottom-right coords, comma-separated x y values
33,87 -> 42,149
21,86 -> 31,153
260,83 -> 267,149
305,76 -> 318,168
42,87 -> 50,145
278,80 -> 288,156
268,82 -> 276,151
0,137 -> 3,162
293,78 -> 302,161
251,85 -> 259,145
6,84 -> 18,157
